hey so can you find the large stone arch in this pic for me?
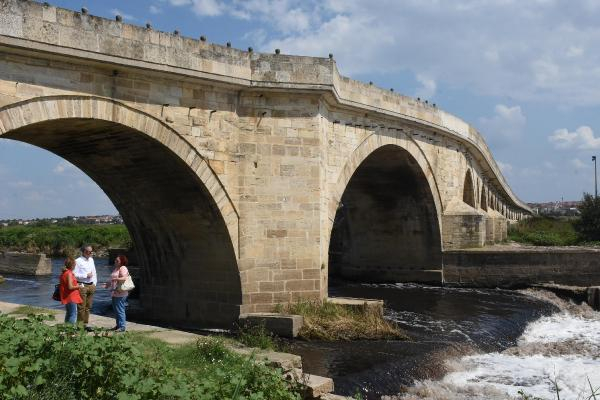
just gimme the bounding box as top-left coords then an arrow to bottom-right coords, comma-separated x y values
330,132 -> 443,224
0,95 -> 241,327
328,132 -> 443,282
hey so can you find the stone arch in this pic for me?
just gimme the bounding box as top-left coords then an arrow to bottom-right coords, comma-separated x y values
0,95 -> 241,327
330,132 -> 443,225
463,169 -> 476,208
328,132 -> 443,282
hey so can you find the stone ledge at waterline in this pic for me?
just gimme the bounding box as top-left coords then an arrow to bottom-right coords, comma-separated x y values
443,244 -> 600,288
0,251 -> 52,275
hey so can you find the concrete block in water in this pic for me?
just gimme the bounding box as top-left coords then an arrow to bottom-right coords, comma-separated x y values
0,252 -> 51,275
238,312 -> 303,338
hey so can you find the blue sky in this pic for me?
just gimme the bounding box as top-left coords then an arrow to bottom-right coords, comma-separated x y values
2,0 -> 600,218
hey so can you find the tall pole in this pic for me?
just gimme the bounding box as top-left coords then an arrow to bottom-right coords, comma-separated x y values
594,155 -> 598,198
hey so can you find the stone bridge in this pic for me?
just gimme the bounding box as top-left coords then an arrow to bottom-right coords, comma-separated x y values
0,1 -> 530,326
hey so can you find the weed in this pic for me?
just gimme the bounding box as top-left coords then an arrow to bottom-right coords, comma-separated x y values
276,300 -> 408,341
237,322 -> 277,350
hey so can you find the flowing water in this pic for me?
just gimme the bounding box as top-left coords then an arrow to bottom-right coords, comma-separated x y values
288,283 -> 600,399
0,258 -> 113,316
1,262 -> 599,399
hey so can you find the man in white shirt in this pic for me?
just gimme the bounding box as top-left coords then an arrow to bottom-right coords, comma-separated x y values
73,244 -> 97,329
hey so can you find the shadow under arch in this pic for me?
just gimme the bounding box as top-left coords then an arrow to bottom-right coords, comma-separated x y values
0,96 -> 241,327
463,169 -> 476,208
329,141 -> 443,282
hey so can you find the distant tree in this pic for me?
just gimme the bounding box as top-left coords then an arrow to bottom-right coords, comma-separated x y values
575,193 -> 600,241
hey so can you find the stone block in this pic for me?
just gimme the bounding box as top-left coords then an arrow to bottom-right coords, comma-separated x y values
238,312 -> 304,338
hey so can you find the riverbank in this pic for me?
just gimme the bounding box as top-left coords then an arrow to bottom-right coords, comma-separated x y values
0,301 -> 340,400
0,224 -> 130,257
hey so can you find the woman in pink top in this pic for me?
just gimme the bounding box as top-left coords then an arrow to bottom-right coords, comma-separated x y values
60,257 -> 82,324
103,255 -> 130,332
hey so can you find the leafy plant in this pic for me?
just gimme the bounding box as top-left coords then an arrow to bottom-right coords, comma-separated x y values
236,322 -> 277,350
0,314 -> 301,400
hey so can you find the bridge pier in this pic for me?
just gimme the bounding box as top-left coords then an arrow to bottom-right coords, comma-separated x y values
442,201 -> 487,249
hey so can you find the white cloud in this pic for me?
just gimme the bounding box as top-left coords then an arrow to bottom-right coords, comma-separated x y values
53,161 -> 78,175
571,158 -> 589,169
192,0 -> 224,16
179,0 -> 600,107
497,161 -> 514,175
479,104 -> 527,144
24,191 -> 44,203
110,8 -> 136,21
548,126 -> 600,150
543,161 -> 555,169
566,45 -> 584,57
169,0 -> 192,5
415,74 -> 437,100
149,5 -> 162,14
9,181 -> 32,188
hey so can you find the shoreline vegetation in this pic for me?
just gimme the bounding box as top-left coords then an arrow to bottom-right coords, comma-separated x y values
0,312 -> 303,400
509,194 -> 600,246
0,223 -> 131,257
275,300 -> 408,341
508,216 -> 600,247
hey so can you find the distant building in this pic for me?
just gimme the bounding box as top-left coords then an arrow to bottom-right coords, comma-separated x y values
527,200 -> 581,216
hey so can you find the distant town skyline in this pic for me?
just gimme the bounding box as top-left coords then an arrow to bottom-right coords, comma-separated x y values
2,0 -> 600,218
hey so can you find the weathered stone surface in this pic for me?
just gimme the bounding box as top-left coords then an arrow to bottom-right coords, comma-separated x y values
0,251 -> 51,275
239,312 -> 304,338
444,247 -> 600,288
0,0 -> 531,327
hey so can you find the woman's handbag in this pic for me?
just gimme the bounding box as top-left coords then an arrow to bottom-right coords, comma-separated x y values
52,284 -> 60,301
119,274 -> 135,291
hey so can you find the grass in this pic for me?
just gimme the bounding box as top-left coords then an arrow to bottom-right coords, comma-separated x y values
274,299 -> 408,341
8,305 -> 57,316
508,216 -> 581,246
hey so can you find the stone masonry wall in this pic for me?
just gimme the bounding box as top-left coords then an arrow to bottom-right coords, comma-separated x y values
444,249 -> 600,287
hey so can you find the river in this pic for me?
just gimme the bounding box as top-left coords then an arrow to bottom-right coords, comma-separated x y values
0,258 -> 113,316
1,260 -> 599,399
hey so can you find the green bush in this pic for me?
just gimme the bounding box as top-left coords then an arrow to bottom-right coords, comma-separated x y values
0,314 -> 301,400
0,224 -> 131,256
508,216 -> 580,246
575,193 -> 600,242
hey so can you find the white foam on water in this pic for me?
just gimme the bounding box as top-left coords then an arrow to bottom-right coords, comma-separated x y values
443,353 -> 600,399
398,292 -> 600,400
520,312 -> 600,345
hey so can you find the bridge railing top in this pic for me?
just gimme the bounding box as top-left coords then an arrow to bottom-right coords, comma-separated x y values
0,0 -> 529,213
